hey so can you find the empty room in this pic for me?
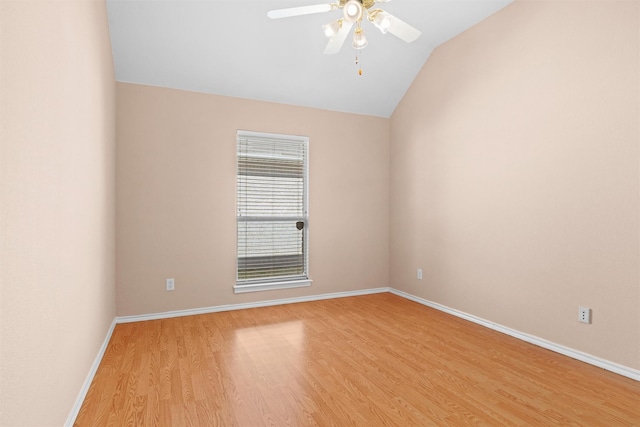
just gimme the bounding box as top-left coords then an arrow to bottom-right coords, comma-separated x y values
1,0 -> 639,425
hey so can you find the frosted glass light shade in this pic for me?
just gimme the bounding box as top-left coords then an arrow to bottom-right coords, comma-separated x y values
352,28 -> 368,49
323,19 -> 342,38
373,11 -> 392,34
343,0 -> 363,23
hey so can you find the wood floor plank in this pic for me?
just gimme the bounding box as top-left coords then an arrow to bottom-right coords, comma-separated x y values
75,293 -> 640,426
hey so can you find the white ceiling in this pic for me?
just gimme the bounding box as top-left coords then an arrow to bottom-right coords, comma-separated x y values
107,0 -> 513,118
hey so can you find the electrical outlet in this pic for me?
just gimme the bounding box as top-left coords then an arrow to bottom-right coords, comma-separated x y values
578,306 -> 591,324
417,269 -> 423,280
166,278 -> 175,291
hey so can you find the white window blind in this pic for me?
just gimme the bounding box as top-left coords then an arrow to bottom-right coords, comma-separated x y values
236,131 -> 309,290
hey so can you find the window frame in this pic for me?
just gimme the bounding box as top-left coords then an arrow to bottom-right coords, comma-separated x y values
234,130 -> 311,294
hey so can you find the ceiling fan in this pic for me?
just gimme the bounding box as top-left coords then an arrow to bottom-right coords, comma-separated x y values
267,0 -> 421,55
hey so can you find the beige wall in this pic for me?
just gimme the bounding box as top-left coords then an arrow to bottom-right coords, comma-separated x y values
390,0 -> 639,369
116,83 -> 389,316
0,0 -> 116,425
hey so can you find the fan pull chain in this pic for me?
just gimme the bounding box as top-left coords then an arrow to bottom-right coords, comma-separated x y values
355,51 -> 363,76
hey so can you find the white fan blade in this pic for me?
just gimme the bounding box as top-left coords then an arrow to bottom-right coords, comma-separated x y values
267,4 -> 334,19
387,13 -> 421,43
323,21 -> 353,54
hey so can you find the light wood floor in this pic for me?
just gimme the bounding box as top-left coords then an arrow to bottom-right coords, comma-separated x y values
75,293 -> 640,426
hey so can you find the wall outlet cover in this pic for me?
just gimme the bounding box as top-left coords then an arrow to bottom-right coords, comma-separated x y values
578,306 -> 591,324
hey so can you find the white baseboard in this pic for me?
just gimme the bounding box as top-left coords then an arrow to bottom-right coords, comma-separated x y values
116,287 -> 391,324
388,288 -> 640,382
65,318 -> 117,427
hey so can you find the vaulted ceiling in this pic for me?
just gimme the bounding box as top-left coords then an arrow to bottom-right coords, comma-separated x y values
107,0 -> 513,117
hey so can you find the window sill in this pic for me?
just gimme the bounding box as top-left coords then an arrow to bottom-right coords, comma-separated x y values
234,279 -> 312,294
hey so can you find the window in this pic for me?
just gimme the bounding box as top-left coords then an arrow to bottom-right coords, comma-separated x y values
235,130 -> 310,293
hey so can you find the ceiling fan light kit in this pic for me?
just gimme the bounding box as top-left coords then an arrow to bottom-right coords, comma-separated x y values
343,0 -> 364,23
322,19 -> 343,38
370,9 -> 392,34
352,26 -> 368,49
268,0 -> 422,70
